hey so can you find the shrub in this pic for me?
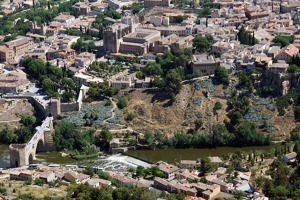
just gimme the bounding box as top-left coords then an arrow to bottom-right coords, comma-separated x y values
117,98 -> 128,109
125,112 -> 135,121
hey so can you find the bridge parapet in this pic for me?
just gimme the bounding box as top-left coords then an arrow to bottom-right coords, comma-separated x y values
9,117 -> 54,168
9,144 -> 26,151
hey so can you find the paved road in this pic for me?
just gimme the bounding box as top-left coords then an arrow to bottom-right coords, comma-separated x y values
181,75 -> 213,84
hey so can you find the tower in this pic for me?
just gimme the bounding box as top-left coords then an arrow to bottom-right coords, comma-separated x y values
103,26 -> 119,53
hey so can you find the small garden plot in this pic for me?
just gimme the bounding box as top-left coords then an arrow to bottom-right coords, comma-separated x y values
62,102 -> 121,128
194,79 -> 216,93
244,107 -> 272,122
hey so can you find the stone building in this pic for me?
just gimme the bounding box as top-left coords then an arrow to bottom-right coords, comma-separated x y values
276,44 -> 299,61
119,29 -> 161,54
192,54 -> 220,75
72,2 -> 91,15
0,70 -> 30,93
0,36 -> 34,64
144,0 -> 170,8
103,24 -> 132,53
30,21 -> 47,35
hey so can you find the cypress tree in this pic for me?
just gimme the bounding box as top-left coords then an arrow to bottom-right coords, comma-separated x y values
33,0 -> 35,10
260,154 -> 263,162
248,151 -> 252,162
238,26 -> 245,44
48,1 -> 50,10
63,63 -> 66,78
248,33 -> 251,45
281,147 -> 285,155
98,26 -> 102,39
252,32 -> 255,45
294,142 -> 300,153
206,17 -> 208,27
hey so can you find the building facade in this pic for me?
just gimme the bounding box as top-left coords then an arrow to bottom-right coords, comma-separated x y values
0,37 -> 34,63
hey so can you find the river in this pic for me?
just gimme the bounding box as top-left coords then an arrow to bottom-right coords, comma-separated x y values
125,145 -> 282,164
0,144 -> 150,170
0,144 -> 281,169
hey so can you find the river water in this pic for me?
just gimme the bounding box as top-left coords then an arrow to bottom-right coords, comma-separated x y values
125,145 -> 281,164
0,144 -> 280,169
0,144 -> 150,170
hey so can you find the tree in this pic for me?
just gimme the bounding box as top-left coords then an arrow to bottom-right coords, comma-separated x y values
294,142 -> 300,153
143,63 -> 163,76
83,165 -> 94,177
214,66 -> 229,85
42,78 -> 58,97
54,121 -> 95,151
214,101 -> 222,110
193,36 -> 212,52
234,121 -> 269,146
194,119 -> 203,130
14,127 -> 32,143
125,112 -> 135,121
62,91 -> 75,103
273,35 -> 294,47
165,69 -> 182,96
0,128 -> 16,144
136,71 -> 144,79
237,26 -> 259,45
144,131 -> 154,145
20,114 -> 36,127
26,59 -> 46,79
234,191 -> 245,200
25,177 -> 32,185
273,186 -> 289,198
201,157 -> 217,173
200,177 -> 208,183
212,123 -> 232,146
199,7 -> 211,17
117,98 -> 128,109
34,178 -> 45,186
97,171 -> 113,181
226,166 -> 234,176
288,64 -> 299,73
97,128 -> 112,151
295,106 -> 300,122
136,166 -> 145,177
100,128 -> 112,142
132,3 -> 142,14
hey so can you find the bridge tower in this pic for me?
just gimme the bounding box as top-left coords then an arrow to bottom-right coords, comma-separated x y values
9,117 -> 56,167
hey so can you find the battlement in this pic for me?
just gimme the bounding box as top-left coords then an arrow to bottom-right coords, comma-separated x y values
9,144 -> 26,151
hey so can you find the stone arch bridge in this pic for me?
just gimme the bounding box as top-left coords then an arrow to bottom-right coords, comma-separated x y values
9,117 -> 56,167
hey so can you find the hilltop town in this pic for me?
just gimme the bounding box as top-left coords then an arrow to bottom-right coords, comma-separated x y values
1,0 -> 300,199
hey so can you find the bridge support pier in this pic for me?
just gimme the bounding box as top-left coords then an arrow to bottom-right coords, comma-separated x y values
9,117 -> 55,168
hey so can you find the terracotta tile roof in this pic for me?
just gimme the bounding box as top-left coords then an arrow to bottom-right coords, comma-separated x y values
283,44 -> 299,56
2,9 -> 13,15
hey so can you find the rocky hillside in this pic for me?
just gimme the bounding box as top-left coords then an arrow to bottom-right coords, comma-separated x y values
121,78 -> 295,137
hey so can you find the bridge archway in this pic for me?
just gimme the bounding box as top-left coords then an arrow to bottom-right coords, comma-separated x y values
9,117 -> 55,167
28,154 -> 34,165
36,139 -> 45,152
